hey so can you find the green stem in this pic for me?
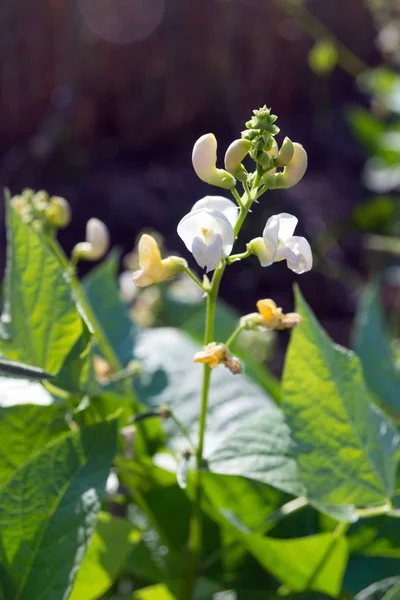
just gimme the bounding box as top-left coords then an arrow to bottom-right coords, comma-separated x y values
225,324 -> 245,348
226,246 -> 252,264
183,188 -> 257,599
184,266 -> 208,293
169,411 -> 196,453
47,236 -> 140,416
231,186 -> 244,208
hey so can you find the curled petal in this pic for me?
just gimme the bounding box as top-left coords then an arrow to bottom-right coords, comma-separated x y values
276,143 -> 308,188
249,237 -> 276,267
132,234 -> 187,287
191,196 -> 239,228
283,236 -> 313,274
192,134 -> 235,189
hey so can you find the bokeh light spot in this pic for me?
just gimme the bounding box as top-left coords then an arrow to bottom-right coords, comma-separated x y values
78,0 -> 165,44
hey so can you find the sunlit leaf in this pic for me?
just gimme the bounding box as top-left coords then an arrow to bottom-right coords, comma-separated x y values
353,284 -> 400,419
283,287 -> 399,508
0,419 -> 117,600
0,198 -> 84,374
69,512 -> 139,600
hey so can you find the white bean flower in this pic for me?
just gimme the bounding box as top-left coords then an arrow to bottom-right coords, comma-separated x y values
249,213 -> 312,274
177,202 -> 235,272
190,195 -> 239,228
72,218 -> 110,262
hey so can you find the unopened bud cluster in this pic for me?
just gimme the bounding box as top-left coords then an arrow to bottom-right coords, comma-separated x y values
11,189 -> 71,232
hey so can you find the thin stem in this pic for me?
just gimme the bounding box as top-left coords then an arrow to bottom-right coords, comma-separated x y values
231,186 -> 244,208
183,188 -> 257,599
226,246 -> 252,264
225,324 -> 245,348
184,267 -> 209,293
169,411 -> 196,453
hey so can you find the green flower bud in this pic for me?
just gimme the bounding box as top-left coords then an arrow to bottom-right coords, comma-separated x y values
263,143 -> 308,190
45,196 -> 71,228
276,137 -> 294,167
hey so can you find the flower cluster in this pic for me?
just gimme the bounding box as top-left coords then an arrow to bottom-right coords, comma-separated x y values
130,105 -> 313,373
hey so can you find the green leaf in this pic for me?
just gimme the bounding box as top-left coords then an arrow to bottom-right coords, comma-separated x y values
0,402 -> 68,487
353,284 -> 400,418
84,252 -> 136,366
355,576 -> 400,599
51,318 -> 96,396
308,39 -> 338,75
244,532 -> 348,597
132,585 -> 175,600
207,408 -> 304,497
133,327 -> 275,455
0,199 -> 84,374
69,512 -> 139,600
0,419 -> 117,600
283,288 -> 399,509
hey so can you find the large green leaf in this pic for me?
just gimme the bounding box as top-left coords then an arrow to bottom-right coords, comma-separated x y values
132,585 -> 175,600
353,284 -> 400,418
207,408 -> 304,497
0,401 -> 68,487
243,532 -> 348,597
83,252 -> 136,367
0,200 -> 84,374
69,512 -> 139,600
282,288 -> 399,508
0,419 -> 117,600
133,328 -> 275,456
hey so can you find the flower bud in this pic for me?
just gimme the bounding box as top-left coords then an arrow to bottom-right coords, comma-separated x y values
272,143 -> 308,189
192,133 -> 236,189
275,137 -> 294,167
45,196 -> 71,228
72,218 -> 110,262
224,139 -> 250,181
240,312 -> 265,330
132,234 -> 187,288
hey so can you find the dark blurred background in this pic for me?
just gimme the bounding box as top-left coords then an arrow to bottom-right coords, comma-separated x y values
2,0 -> 400,353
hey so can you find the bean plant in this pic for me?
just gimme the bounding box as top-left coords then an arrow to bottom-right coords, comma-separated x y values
0,106 -> 399,600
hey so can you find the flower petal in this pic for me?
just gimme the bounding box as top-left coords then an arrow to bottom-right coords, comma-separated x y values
191,236 -> 208,269
204,233 -> 224,272
262,215 -> 279,261
177,207 -> 234,256
138,234 -> 162,270
283,236 -> 313,274
275,213 -> 298,242
191,196 -> 239,228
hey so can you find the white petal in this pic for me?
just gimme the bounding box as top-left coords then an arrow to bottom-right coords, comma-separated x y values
177,208 -> 234,255
283,236 -> 313,274
275,213 -> 298,242
192,133 -> 217,181
86,218 -> 110,256
262,215 -> 279,260
191,236 -> 208,269
191,196 -> 239,228
204,233 -> 224,272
